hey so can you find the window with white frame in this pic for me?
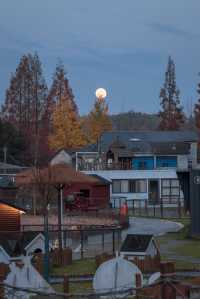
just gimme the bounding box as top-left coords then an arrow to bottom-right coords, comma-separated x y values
112,179 -> 147,193
161,179 -> 180,200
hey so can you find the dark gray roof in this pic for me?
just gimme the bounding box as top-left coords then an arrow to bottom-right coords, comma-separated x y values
152,142 -> 191,155
100,131 -> 198,152
120,234 -> 153,252
76,131 -> 198,153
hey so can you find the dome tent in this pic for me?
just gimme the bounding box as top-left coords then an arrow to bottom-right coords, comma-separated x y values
93,256 -> 143,297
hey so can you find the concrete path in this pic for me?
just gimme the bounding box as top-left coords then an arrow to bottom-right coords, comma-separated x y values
122,217 -> 183,238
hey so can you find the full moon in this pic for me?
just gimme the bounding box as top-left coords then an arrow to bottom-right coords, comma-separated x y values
95,88 -> 107,99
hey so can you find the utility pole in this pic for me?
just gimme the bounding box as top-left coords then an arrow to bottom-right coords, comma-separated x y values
3,146 -> 7,164
44,203 -> 50,282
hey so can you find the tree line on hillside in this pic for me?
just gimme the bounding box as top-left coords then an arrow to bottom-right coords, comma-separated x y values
0,53 -> 200,166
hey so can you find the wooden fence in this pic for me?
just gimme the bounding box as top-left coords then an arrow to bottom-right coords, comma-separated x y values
95,253 -> 161,273
33,248 -> 72,274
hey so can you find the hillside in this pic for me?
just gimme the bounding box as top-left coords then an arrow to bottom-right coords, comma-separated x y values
110,111 -> 159,131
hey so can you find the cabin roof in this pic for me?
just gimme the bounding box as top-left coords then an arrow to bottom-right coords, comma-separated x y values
120,234 -> 154,253
0,199 -> 26,213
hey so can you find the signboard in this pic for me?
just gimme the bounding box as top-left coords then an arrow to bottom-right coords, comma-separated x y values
194,176 -> 200,185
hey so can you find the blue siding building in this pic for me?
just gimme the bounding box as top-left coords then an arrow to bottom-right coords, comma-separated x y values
132,156 -> 154,170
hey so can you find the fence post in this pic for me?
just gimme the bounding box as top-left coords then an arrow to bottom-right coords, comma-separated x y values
139,200 -> 141,216
102,228 -> 105,252
178,197 -> 182,218
160,261 -> 176,299
145,200 -> 148,217
63,274 -> 69,294
112,230 -> 115,254
0,275 -> 4,298
153,202 -> 156,217
132,200 -> 135,215
160,197 -> 164,218
136,273 -> 142,288
63,230 -> 67,248
117,229 -> 121,250
80,229 -> 84,259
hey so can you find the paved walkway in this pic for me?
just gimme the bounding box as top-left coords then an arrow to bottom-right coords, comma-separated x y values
122,217 -> 183,237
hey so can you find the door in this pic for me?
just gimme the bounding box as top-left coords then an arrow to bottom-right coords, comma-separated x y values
148,180 -> 159,204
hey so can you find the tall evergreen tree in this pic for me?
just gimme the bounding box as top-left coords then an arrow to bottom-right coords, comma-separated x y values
47,61 -> 78,122
158,56 -> 185,130
2,53 -> 48,165
2,53 -> 47,133
194,79 -> 200,130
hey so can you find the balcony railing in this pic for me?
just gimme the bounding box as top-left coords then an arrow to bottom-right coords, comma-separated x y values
78,161 -> 132,171
78,161 -> 189,171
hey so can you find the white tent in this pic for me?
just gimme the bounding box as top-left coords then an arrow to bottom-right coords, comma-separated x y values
93,256 -> 143,298
4,255 -> 54,298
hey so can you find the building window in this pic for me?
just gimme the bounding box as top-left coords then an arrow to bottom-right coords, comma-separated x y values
161,179 -> 180,201
112,180 -> 121,193
156,156 -> 177,168
136,180 -> 147,193
112,179 -> 147,193
121,180 -> 129,193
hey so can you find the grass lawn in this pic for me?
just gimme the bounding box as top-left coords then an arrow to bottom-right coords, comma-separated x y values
54,281 -> 92,293
156,218 -> 200,270
51,258 -> 96,276
173,241 -> 200,259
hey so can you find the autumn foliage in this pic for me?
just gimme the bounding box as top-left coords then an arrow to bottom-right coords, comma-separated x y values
84,97 -> 112,145
49,97 -> 86,150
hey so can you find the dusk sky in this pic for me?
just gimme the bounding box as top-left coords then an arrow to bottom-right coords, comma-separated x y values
0,1 -> 199,115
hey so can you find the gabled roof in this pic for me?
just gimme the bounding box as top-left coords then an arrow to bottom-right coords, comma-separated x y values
120,234 -> 153,253
0,232 -> 44,257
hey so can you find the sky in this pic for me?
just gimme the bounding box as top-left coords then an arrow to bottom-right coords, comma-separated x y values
0,1 -> 199,115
